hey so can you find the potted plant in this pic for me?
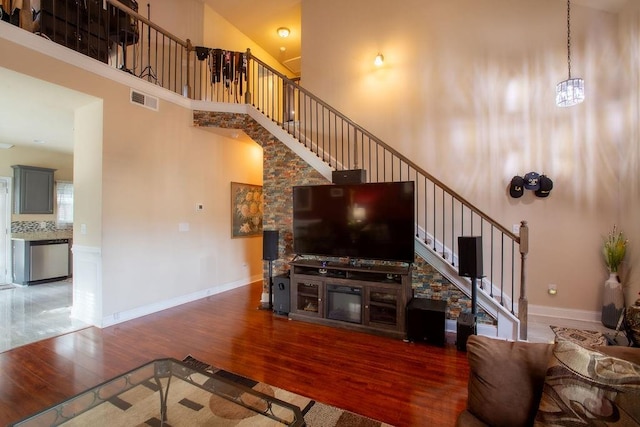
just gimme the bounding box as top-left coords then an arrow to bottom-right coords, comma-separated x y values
601,225 -> 627,329
603,225 -> 627,275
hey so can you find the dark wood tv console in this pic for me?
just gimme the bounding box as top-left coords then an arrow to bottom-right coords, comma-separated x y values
288,260 -> 412,339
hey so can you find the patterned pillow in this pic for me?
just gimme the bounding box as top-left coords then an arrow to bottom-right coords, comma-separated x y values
550,325 -> 608,349
534,340 -> 640,426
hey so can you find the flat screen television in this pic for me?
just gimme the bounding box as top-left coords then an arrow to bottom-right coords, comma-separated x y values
292,181 -> 415,263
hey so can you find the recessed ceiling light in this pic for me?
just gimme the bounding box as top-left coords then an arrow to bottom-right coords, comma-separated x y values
0,143 -> 14,149
280,46 -> 286,52
34,139 -> 45,144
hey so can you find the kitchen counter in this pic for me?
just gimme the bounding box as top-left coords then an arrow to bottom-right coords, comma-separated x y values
11,231 -> 73,241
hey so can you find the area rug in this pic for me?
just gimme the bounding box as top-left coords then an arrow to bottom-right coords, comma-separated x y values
182,355 -> 393,427
550,325 -> 608,349
54,356 -> 392,426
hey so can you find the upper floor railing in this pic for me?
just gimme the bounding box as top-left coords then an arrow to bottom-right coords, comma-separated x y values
9,0 -> 529,339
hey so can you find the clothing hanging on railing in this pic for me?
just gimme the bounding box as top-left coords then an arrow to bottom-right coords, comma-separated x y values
209,49 -> 222,84
208,49 -> 246,101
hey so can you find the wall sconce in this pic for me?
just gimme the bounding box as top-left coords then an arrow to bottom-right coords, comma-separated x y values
374,53 -> 384,67
277,27 -> 290,38
195,46 -> 211,61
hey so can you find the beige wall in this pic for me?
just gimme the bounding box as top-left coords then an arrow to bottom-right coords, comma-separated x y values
202,5 -> 293,77
0,33 -> 262,319
73,101 -> 104,247
144,0 -> 205,45
619,2 -> 640,307
302,0 -> 639,314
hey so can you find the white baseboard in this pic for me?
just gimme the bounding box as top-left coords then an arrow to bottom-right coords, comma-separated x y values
100,274 -> 261,328
528,304 -> 600,324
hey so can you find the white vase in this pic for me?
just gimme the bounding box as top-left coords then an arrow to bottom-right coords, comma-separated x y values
601,272 -> 625,329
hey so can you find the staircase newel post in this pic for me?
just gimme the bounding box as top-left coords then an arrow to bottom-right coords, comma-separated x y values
518,220 -> 529,341
245,48 -> 252,105
186,39 -> 193,99
352,127 -> 359,169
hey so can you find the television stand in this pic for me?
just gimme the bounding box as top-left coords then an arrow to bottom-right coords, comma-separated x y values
288,260 -> 412,339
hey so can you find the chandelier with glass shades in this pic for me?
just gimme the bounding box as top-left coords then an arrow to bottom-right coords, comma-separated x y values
556,0 -> 584,107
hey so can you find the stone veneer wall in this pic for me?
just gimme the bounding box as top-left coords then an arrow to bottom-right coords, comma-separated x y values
193,111 -> 491,324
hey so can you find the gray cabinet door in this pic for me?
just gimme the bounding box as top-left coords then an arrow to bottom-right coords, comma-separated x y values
12,165 -> 55,214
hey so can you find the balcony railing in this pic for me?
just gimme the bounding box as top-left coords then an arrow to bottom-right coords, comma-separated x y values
13,0 -> 529,339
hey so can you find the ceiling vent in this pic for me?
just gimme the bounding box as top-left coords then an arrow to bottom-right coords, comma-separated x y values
130,89 -> 159,111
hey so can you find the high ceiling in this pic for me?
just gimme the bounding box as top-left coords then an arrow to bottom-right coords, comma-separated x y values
201,0 -> 302,75
0,0 -> 631,155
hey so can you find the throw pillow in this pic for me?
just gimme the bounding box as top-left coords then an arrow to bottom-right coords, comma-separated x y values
550,325 -> 608,349
534,340 -> 640,426
466,335 -> 554,427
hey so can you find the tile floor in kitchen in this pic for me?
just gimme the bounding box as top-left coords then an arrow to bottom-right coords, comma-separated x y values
0,279 -> 622,353
0,279 -> 89,353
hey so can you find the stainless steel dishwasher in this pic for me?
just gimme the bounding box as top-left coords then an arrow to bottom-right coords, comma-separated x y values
12,238 -> 70,285
29,239 -> 70,282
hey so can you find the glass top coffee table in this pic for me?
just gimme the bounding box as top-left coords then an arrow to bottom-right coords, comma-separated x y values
11,358 -> 304,426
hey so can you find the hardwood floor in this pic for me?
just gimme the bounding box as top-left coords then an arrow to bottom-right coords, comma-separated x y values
0,280 -> 470,426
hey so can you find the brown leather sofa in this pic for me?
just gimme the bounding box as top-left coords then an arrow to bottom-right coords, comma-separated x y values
456,335 -> 640,427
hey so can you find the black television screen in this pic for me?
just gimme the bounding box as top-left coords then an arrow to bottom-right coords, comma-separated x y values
293,181 -> 415,263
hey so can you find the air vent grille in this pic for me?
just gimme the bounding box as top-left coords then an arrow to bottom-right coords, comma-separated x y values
130,89 -> 159,111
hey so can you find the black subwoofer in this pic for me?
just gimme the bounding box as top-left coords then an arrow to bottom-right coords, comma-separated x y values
406,298 -> 446,346
263,230 -> 279,261
456,312 -> 476,351
458,236 -> 483,278
273,274 -> 290,315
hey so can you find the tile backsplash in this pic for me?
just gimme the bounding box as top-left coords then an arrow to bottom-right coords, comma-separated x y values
11,221 -> 72,233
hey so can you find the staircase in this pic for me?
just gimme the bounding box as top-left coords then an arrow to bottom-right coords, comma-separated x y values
4,0 -> 530,341
237,54 -> 529,341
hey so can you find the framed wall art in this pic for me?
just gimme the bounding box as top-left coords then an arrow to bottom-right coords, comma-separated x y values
230,182 -> 263,238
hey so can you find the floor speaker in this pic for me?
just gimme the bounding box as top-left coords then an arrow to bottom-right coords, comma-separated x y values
273,274 -> 290,315
458,236 -> 483,278
456,312 -> 476,351
263,230 -> 279,261
332,169 -> 367,184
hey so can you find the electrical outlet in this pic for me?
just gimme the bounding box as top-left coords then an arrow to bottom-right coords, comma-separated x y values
512,224 -> 520,234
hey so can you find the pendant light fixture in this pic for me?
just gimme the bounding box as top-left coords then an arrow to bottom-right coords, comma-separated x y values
556,0 -> 584,107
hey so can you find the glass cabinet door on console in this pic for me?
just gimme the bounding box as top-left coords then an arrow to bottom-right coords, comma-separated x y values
293,280 -> 324,317
365,287 -> 400,330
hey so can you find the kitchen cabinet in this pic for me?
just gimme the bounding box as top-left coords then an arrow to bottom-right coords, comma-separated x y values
12,165 -> 55,214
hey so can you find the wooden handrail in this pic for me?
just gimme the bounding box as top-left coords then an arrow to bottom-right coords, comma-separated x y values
248,54 -> 520,242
